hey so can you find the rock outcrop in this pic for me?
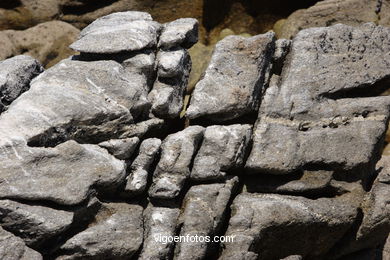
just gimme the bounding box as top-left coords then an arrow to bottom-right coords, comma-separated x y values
0,11 -> 389,260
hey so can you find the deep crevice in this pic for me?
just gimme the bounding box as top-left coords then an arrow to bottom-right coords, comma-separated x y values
61,0 -> 119,16
0,0 -> 22,9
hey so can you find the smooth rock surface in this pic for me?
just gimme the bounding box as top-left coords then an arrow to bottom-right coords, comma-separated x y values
0,141 -> 126,205
191,124 -> 252,181
149,126 -> 204,199
125,138 -> 161,196
220,193 -> 358,260
0,55 -> 43,112
246,24 -> 390,174
187,33 -> 275,122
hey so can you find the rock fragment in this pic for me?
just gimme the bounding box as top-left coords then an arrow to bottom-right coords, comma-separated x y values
98,137 -> 140,160
187,33 -> 275,122
174,177 -> 239,259
125,138 -> 161,196
149,126 -> 204,199
158,18 -> 198,50
140,205 -> 180,260
0,55 -> 43,112
191,124 -> 252,181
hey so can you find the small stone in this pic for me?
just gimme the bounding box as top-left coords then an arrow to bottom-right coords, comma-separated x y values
158,18 -> 198,49
0,55 -> 43,112
98,137 -> 140,160
125,138 -> 161,196
157,49 -> 188,78
191,124 -> 252,181
149,126 -> 204,199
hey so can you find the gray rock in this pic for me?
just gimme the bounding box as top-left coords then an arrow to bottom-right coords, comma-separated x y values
244,170 -> 335,195
58,202 -> 143,259
122,50 -> 156,87
0,59 -> 149,146
71,12 -> 161,54
0,55 -> 43,112
140,205 -> 180,260
174,177 -> 239,259
125,138 -> 161,196
273,39 -> 291,75
0,199 -> 73,247
158,18 -> 198,50
0,226 -> 42,260
149,126 -> 204,199
186,33 -> 275,122
246,24 -> 390,174
0,141 -> 126,205
157,49 -> 189,78
119,118 -> 166,139
329,155 -> 390,258
191,124 -> 252,181
98,137 -> 140,160
280,256 -> 303,260
220,193 -> 358,260
149,48 -> 191,118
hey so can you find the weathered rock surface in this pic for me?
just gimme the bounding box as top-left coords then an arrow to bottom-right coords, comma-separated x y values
276,0 -> 390,39
158,18 -> 198,50
98,137 -> 139,160
246,23 -> 390,175
191,124 -> 252,181
187,33 -> 275,122
140,205 -> 180,260
149,126 -> 204,199
0,55 -> 43,112
0,199 -> 73,247
59,202 -> 143,259
125,138 -> 161,196
0,141 -> 126,205
220,193 -> 358,260
0,226 -> 42,260
71,12 -> 161,54
0,21 -> 80,67
174,177 -> 239,259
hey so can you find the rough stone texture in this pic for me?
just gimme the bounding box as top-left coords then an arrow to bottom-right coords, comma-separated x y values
158,18 -> 198,50
71,12 -> 161,54
140,205 -> 180,260
275,0 -> 388,39
0,55 -> 43,112
187,33 -> 275,122
98,137 -> 140,160
149,126 -> 204,199
383,235 -> 390,260
125,138 -> 161,196
0,59 -> 150,146
174,177 -> 239,260
149,48 -> 191,118
0,141 -> 126,205
0,199 -> 73,247
59,202 -> 143,259
0,226 -> 42,260
246,23 -> 390,175
191,124 -> 252,181
0,21 -> 80,67
220,193 -> 358,260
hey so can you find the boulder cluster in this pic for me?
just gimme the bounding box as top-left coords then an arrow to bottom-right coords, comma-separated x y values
0,11 -> 389,260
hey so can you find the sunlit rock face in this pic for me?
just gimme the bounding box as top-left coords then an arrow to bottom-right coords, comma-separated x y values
0,11 -> 389,260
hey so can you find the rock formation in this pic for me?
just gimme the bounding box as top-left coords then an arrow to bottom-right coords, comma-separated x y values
0,11 -> 389,260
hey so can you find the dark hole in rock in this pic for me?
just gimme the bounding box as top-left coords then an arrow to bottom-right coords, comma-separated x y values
0,0 -> 22,9
61,0 -> 119,16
